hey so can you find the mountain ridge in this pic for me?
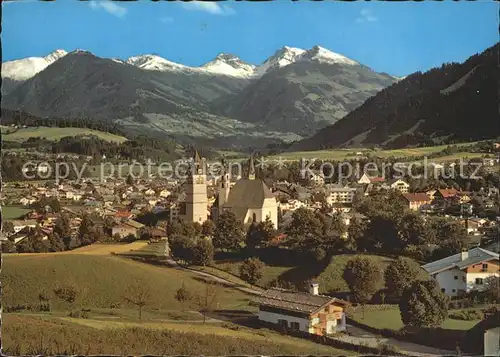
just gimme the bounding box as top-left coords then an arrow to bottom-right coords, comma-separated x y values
293,43 -> 500,150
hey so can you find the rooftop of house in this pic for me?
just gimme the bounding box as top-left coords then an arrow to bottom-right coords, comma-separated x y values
421,247 -> 499,275
437,188 -> 459,198
254,287 -> 349,315
224,179 -> 275,209
402,193 -> 432,202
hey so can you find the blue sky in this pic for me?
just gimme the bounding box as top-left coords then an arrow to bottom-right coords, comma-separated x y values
2,0 -> 498,77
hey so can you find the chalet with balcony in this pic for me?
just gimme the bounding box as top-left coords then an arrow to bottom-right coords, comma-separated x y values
254,283 -> 349,336
422,248 -> 499,297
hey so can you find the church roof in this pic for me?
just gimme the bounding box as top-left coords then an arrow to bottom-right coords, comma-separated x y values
224,179 -> 275,209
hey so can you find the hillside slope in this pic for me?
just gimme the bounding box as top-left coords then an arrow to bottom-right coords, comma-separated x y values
293,43 -> 500,150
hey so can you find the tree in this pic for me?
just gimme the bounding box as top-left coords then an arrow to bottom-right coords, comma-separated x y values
167,220 -> 183,236
245,217 -> 276,250
201,220 -> 216,237
123,281 -> 152,320
286,207 -> 322,245
136,212 -> 158,227
53,282 -> 80,309
192,239 -> 214,266
1,240 -> 16,253
399,279 -> 449,328
126,173 -> 135,186
195,281 -> 218,323
213,211 -> 244,250
54,214 -> 73,249
47,232 -> 65,252
175,283 -> 193,311
483,276 -> 500,303
239,257 -> 264,285
345,216 -> 367,252
169,235 -> 195,264
384,257 -> 421,299
343,257 -> 383,304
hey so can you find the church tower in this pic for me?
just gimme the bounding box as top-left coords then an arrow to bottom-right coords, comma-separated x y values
218,159 -> 231,208
248,155 -> 256,180
185,150 -> 208,223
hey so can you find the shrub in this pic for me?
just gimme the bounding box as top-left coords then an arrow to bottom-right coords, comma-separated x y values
239,257 -> 264,285
448,309 -> 484,321
68,309 -> 89,319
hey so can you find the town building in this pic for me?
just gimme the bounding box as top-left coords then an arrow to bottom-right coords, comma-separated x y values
421,248 -> 499,297
254,283 -> 349,336
387,178 -> 410,193
402,193 -> 432,211
214,156 -> 279,229
357,173 -> 385,185
181,151 -> 209,224
326,187 -> 358,205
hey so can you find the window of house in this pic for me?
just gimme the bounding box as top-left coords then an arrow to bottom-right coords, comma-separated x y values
475,278 -> 484,285
441,288 -> 446,293
252,213 -> 257,222
290,322 -> 300,330
278,319 -> 288,328
482,263 -> 488,269
452,289 -> 456,293
454,276 -> 458,280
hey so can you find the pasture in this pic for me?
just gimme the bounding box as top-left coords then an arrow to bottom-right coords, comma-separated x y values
350,306 -> 482,331
3,126 -> 127,143
2,206 -> 31,219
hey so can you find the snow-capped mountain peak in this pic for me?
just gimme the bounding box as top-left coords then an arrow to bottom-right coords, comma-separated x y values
300,45 -> 358,66
126,54 -> 189,72
201,53 -> 256,78
1,49 -> 68,81
256,46 -> 306,76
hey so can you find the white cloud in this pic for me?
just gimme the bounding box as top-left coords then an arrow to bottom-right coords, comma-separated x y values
161,16 -> 174,24
181,1 -> 235,16
356,9 -> 377,23
89,0 -> 128,18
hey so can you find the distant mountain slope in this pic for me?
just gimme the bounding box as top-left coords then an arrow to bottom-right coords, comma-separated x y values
214,46 -> 396,136
1,45 -> 396,148
293,43 -> 500,150
1,49 -> 67,93
3,50 -> 250,120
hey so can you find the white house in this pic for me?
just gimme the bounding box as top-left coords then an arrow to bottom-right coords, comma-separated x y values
10,220 -> 37,233
326,187 -> 357,205
254,283 -> 349,336
485,327 -> 500,356
421,248 -> 499,297
159,189 -> 171,198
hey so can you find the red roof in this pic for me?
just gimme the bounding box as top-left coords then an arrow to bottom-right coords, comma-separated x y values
438,188 -> 459,198
403,193 -> 431,203
115,210 -> 132,218
369,176 -> 385,183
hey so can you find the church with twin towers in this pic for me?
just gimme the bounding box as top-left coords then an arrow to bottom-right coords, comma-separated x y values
181,151 -> 279,230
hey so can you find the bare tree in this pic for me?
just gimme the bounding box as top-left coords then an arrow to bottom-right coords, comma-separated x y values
123,281 -> 152,320
195,281 -> 218,323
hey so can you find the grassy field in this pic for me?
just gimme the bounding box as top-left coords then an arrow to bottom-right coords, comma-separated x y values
2,206 -> 31,219
3,314 -> 351,355
350,306 -> 481,331
3,126 -> 128,143
2,244 -> 353,355
269,142 -> 480,162
2,251 -> 252,312
316,254 -> 427,295
212,260 -> 295,289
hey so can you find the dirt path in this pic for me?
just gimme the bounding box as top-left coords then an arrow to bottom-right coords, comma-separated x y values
336,324 -> 457,356
164,257 -> 263,296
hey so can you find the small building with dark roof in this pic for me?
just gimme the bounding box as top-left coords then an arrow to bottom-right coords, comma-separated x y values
254,283 -> 349,336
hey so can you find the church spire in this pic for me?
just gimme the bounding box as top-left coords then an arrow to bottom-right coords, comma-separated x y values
248,154 -> 256,180
191,149 -> 204,175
